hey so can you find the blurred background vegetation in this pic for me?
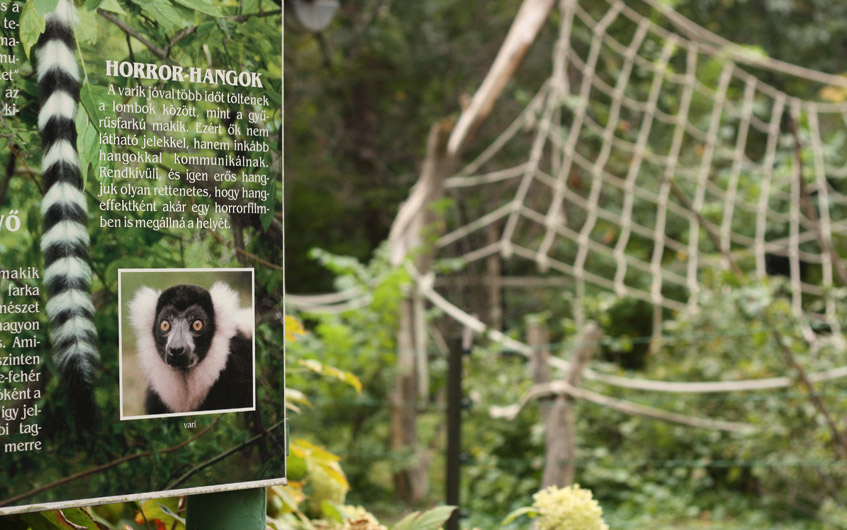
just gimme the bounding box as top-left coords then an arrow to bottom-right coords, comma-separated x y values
282,1 -> 847,529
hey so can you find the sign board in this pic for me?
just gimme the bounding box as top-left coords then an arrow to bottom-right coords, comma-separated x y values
0,0 -> 285,514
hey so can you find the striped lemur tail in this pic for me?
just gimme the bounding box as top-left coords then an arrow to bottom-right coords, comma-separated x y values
36,0 -> 98,421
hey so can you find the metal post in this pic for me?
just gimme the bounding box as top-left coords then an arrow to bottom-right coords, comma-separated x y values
446,327 -> 473,530
186,487 -> 266,530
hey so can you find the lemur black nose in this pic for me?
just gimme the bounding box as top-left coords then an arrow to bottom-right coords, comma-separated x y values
166,347 -> 186,364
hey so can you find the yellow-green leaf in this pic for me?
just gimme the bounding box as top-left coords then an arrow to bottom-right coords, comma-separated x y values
297,359 -> 362,394
285,315 -> 306,341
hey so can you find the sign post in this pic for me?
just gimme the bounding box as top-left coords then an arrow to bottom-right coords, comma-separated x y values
186,488 -> 267,530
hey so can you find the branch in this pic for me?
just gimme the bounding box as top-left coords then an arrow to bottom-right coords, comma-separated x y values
97,9 -> 168,59
490,380 -> 755,433
9,144 -> 42,196
765,313 -> 847,458
447,0 -> 556,157
668,179 -> 743,276
0,419 -> 220,507
167,10 -> 282,53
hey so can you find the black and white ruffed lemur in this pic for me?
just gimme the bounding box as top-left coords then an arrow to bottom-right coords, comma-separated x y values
36,0 -> 99,422
129,283 -> 254,415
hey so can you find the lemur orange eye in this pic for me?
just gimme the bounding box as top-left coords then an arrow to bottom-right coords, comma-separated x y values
192,320 -> 203,331
160,320 -> 170,332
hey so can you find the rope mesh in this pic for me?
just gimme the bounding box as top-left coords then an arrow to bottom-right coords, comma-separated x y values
438,0 -> 847,339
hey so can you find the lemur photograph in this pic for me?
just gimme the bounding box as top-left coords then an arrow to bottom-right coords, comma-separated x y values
119,269 -> 256,419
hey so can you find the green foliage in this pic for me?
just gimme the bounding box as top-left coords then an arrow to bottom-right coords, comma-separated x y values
4,499 -> 183,530
449,277 -> 847,529
22,509 -> 99,530
285,0 -> 531,292
286,246 -> 411,503
95,0 -> 127,15
134,498 -> 185,529
270,318 -> 453,530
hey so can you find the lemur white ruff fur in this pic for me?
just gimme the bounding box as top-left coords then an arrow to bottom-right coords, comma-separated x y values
37,0 -> 99,405
129,282 -> 254,414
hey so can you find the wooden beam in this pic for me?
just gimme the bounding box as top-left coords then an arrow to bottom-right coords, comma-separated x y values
447,0 -> 557,157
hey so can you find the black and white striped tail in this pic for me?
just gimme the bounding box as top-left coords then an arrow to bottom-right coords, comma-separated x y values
37,0 -> 98,414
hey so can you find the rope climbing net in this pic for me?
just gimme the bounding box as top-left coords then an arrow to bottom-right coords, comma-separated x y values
437,0 -> 847,343
288,0 -> 847,405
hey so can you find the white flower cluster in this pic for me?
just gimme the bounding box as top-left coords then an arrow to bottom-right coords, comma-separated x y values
532,484 -> 609,530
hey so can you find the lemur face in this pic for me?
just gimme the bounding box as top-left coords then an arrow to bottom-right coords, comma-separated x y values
153,285 -> 216,371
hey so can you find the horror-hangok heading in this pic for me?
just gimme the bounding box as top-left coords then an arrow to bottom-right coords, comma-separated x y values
105,60 -> 264,88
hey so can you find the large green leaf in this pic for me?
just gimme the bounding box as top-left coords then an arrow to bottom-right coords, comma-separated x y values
500,506 -> 536,526
405,506 -> 457,530
97,0 -> 127,15
34,0 -> 59,16
392,506 -> 456,530
76,85 -> 102,183
19,514 -> 53,530
391,511 -> 421,530
320,500 -> 346,523
136,498 -> 185,530
173,0 -> 222,17
19,1 -> 46,58
21,509 -> 100,530
129,0 -> 186,33
76,7 -> 98,45
50,509 -> 100,530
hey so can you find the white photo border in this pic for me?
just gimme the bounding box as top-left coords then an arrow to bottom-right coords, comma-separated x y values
117,267 -> 257,421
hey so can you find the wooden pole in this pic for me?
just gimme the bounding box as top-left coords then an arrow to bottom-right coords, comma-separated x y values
389,120 -> 453,503
185,488 -> 266,530
528,319 -> 551,423
541,322 -> 601,487
391,296 -> 423,502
